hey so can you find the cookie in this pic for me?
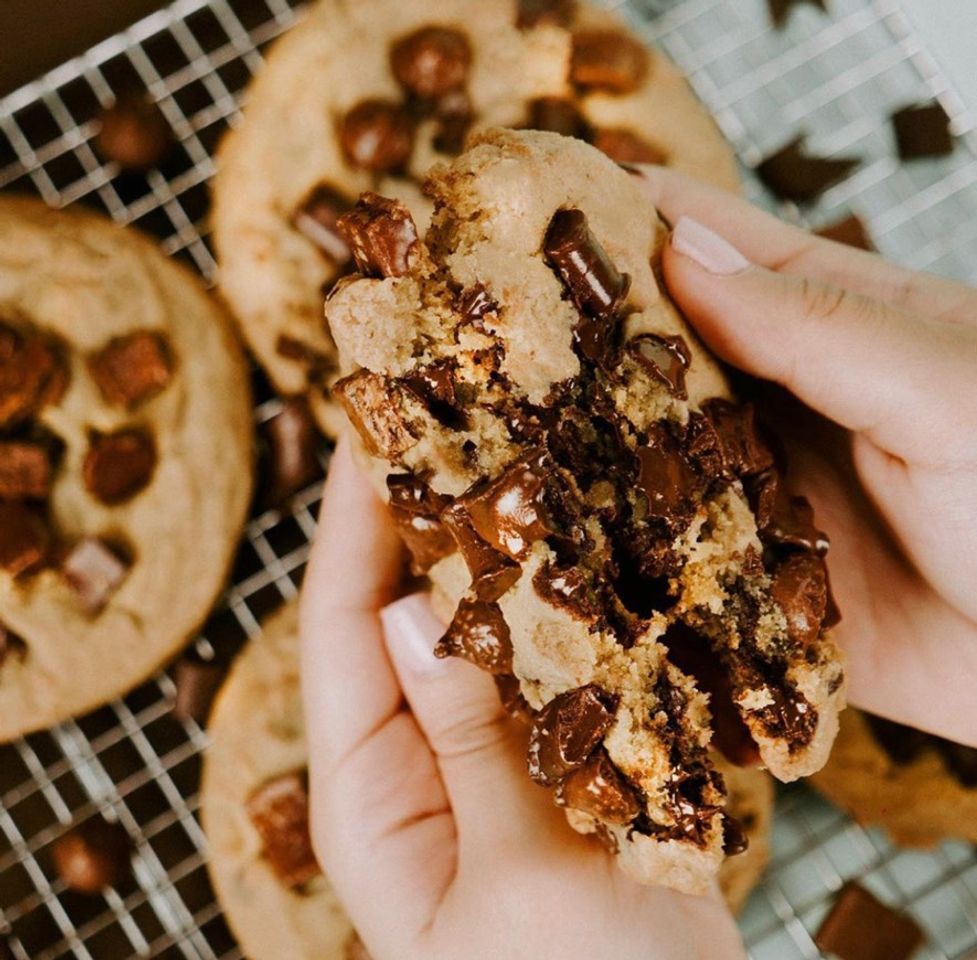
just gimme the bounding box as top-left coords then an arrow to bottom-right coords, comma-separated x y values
201,602 -> 769,960
812,710 -> 977,847
0,195 -> 253,741
326,128 -> 845,895
212,0 -> 738,438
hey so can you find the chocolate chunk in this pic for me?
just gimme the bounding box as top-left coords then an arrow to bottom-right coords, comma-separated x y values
516,0 -> 576,29
534,562 -> 602,622
0,501 -> 50,577
333,369 -> 420,461
52,815 -> 133,893
683,411 -> 725,480
892,101 -> 954,160
528,684 -> 614,786
0,326 -> 67,428
172,651 -> 226,724
525,97 -> 591,140
390,27 -> 471,99
816,214 -> 874,250
88,331 -> 174,410
721,812 -> 748,856
593,128 -> 668,166
0,442 -> 52,499
441,502 -> 521,601
555,749 -> 641,825
387,473 -> 455,573
495,673 -> 536,723
457,284 -> 499,325
0,622 -> 27,669
701,399 -> 774,478
570,31 -> 649,94
337,193 -> 419,278
95,94 -> 174,170
770,552 -> 828,646
403,360 -> 468,430
82,428 -> 157,505
292,184 -> 354,263
261,399 -> 322,508
627,334 -> 690,399
634,424 -> 702,529
768,0 -> 827,28
340,100 -> 415,173
436,598 -> 513,674
815,882 -> 923,960
61,538 -> 130,615
753,685 -> 817,747
763,490 -> 829,555
756,136 -> 859,203
433,96 -> 474,156
246,771 -> 321,889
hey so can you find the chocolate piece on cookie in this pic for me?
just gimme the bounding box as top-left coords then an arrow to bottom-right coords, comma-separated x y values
0,324 -> 67,428
570,30 -> 649,94
88,331 -> 174,409
390,26 -> 472,99
0,441 -> 53,499
0,502 -> 50,577
0,623 -> 27,670
83,428 -> 157,505
340,100 -> 415,173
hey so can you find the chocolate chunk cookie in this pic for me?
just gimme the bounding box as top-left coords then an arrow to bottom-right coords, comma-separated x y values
326,129 -> 844,894
212,0 -> 738,439
0,196 -> 252,741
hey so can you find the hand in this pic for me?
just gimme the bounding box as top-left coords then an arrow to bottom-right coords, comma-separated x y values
299,441 -> 745,960
632,166 -> 977,747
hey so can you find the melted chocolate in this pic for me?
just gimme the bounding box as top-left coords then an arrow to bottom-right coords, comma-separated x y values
770,552 -> 828,646
555,748 -> 641,825
457,284 -> 499,325
436,598 -> 513,674
387,473 -> 457,573
441,502 -> 521,601
634,424 -> 702,530
701,399 -> 774,478
528,685 -> 615,786
721,812 -> 749,856
753,685 -> 818,747
627,334 -> 691,399
533,562 -> 602,623
403,360 -> 469,430
495,673 -> 536,723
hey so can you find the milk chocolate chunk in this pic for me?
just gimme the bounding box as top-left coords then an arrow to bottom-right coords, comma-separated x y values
338,193 -> 419,278
441,502 -> 521,601
627,334 -> 690,399
593,128 -> 668,166
528,684 -> 615,786
526,97 -> 591,140
0,502 -> 50,577
52,815 -> 133,894
95,94 -> 174,170
333,369 -> 419,460
246,771 -> 321,889
816,214 -> 874,250
516,0 -> 576,29
570,31 -> 649,94
555,749 -> 641,825
340,100 -> 415,173
88,331 -> 174,409
433,99 -> 473,157
61,537 -> 130,615
390,27 -> 471,99
436,598 -> 513,674
0,622 -> 27,669
701,399 -> 774,478
83,428 -> 157,505
495,673 -> 535,723
768,0 -> 827,28
387,473 -> 455,573
172,651 -> 226,724
0,327 -> 66,428
261,399 -> 322,507
892,101 -> 954,160
757,136 -> 859,203
292,184 -> 354,263
815,882 -> 923,960
0,442 -> 52,499
763,492 -> 829,555
770,552 -> 828,646
634,424 -> 702,529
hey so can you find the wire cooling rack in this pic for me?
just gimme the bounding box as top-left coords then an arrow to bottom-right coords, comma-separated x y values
1,0 -> 976,957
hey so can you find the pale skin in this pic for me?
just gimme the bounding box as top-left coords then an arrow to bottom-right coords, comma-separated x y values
300,166 -> 977,960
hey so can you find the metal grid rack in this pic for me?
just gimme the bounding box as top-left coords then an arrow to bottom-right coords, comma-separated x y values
0,0 -> 975,957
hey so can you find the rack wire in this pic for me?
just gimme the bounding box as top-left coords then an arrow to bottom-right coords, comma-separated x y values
1,0 -> 976,956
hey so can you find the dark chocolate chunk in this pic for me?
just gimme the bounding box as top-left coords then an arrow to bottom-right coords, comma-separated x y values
593,128 -> 668,166
52,815 -> 133,893
61,538 -> 130,615
528,684 -> 614,786
95,94 -> 174,170
390,27 -> 471,99
555,748 -> 641,825
261,399 -> 323,508
0,442 -> 52,499
0,501 -> 50,577
332,370 -> 420,461
516,0 -> 576,29
172,650 -> 226,724
816,214 -> 874,250
756,136 -> 859,203
436,598 -> 513,674
770,552 -> 828,646
753,685 -> 817,747
387,473 -> 455,573
337,193 -> 419,278
721,812 -> 749,856
815,882 -> 923,960
246,771 -> 322,889
88,331 -> 174,409
768,0 -> 827,28
433,106 -> 473,156
570,31 -> 649,94
634,424 -> 702,529
534,562 -> 602,623
892,101 -> 954,160
494,673 -> 536,723
0,622 -> 27,669
701,399 -> 774,478
340,100 -> 415,173
525,97 -> 591,140
82,428 -> 157,505
627,334 -> 690,399
762,490 -> 829,555
457,284 -> 499,325
292,184 -> 354,263
441,502 -> 522,601
0,325 -> 67,428
403,360 -> 468,430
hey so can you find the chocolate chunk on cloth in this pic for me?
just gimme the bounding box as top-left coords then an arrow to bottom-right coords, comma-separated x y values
815,883 -> 924,960
892,101 -> 954,160
260,399 -> 323,507
816,214 -> 874,250
768,0 -> 827,27
95,94 -> 174,170
52,815 -> 133,894
88,331 -> 174,409
83,428 -> 157,505
757,136 -> 859,203
61,537 -> 130,615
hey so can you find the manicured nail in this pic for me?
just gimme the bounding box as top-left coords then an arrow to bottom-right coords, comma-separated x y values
380,593 -> 447,676
671,216 -> 751,276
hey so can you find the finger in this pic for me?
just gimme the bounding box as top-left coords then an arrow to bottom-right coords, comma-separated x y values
661,216 -> 977,462
633,164 -> 975,323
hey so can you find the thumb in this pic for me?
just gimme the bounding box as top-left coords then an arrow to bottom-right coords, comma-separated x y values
663,216 -> 966,461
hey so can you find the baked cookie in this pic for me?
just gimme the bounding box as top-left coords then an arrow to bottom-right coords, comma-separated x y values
213,0 -> 738,438
327,128 -> 844,895
201,602 -> 769,960
0,195 -> 252,741
812,710 -> 977,847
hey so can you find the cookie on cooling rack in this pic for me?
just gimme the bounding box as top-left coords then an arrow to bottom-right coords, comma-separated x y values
0,195 -> 253,742
812,710 -> 977,847
326,128 -> 843,894
212,0 -> 739,438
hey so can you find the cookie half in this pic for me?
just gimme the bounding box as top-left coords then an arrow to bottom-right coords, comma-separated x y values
212,0 -> 738,438
0,196 -> 253,741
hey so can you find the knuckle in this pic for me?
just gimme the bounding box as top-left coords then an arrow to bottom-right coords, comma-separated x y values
797,275 -> 853,326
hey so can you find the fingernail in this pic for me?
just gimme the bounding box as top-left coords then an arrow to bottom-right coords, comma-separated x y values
671,216 -> 751,276
380,593 -> 448,677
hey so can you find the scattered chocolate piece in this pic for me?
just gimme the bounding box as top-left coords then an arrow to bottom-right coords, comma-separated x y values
570,31 -> 649,94
701,399 -> 774,478
52,815 -> 133,894
627,334 -> 690,399
441,502 -> 522,601
0,326 -> 67,428
82,428 -> 157,505
770,552 -> 828,646
88,331 -> 174,410
246,771 -> 321,889
756,136 -> 859,203
593,128 -> 668,166
494,673 -> 536,723
555,749 -> 641,825
172,650 -> 226,724
386,473 -> 455,573
333,370 -> 420,461
0,501 -> 50,577
634,424 -> 702,529
528,684 -> 614,786
892,101 -> 954,160
815,882 -> 924,960
525,97 -> 591,140
340,100 -> 415,173
61,537 -> 130,615
0,442 -> 52,499
390,27 -> 471,99
517,0 -> 576,28
768,0 -> 827,28
436,598 -> 513,674
0,622 -> 27,669
337,193 -> 419,278
721,812 -> 749,855
816,214 -> 874,250
261,399 -> 322,508
291,184 -> 354,263
95,94 -> 174,171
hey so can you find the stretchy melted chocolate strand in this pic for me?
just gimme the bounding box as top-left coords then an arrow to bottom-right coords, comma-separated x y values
82,428 -> 157,505
88,330 -> 173,409
436,598 -> 513,674
892,101 -> 954,160
291,184 -> 354,264
390,27 -> 471,99
628,333 -> 691,399
756,136 -> 859,203
570,31 -> 649,94
0,441 -> 52,499
555,748 -> 642,825
815,883 -> 923,960
340,100 -> 415,173
338,193 -> 419,279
